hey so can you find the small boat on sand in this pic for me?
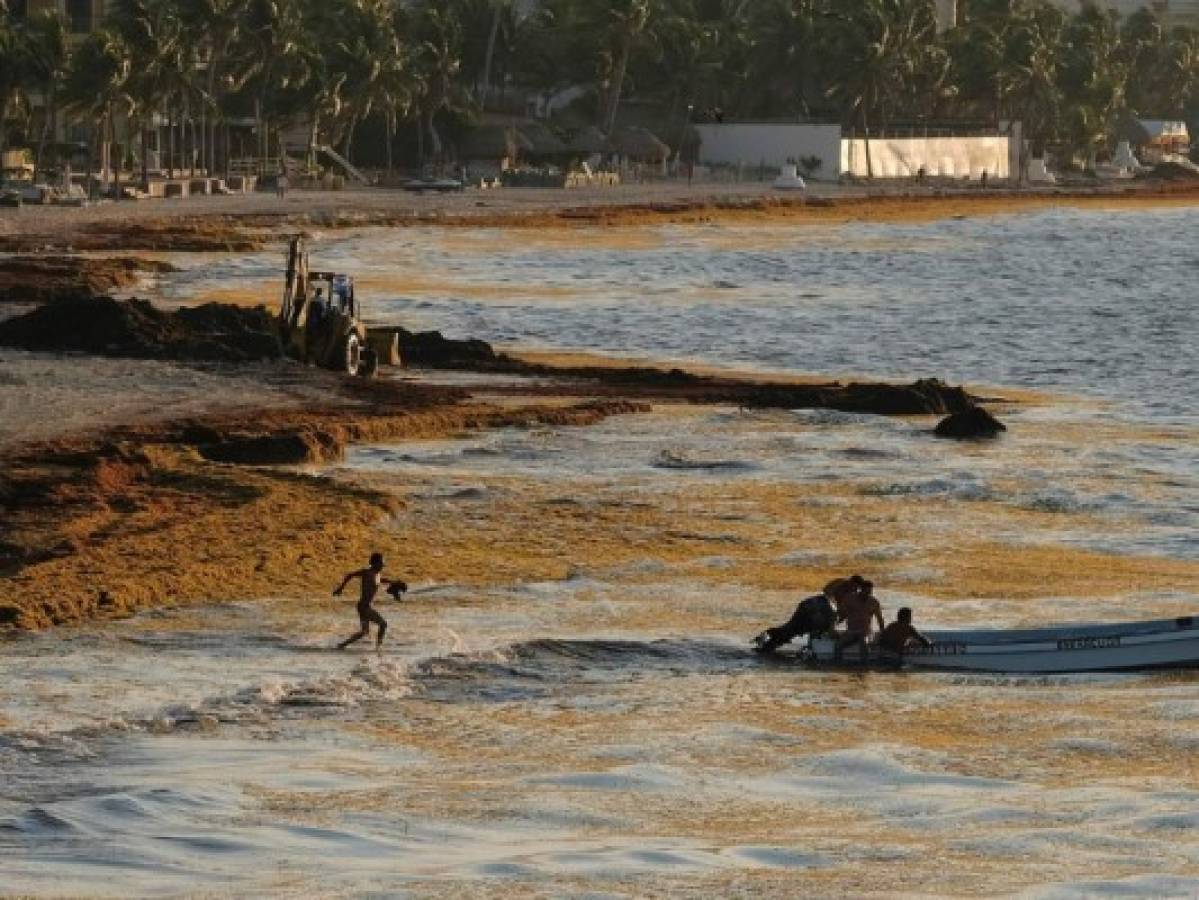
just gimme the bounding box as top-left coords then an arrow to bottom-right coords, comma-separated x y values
802,615 -> 1199,674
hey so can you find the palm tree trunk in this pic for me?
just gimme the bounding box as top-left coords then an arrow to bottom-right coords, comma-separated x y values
187,96 -> 196,177
343,114 -> 357,165
255,96 -> 264,160
168,106 -> 176,179
416,104 -> 425,164
862,107 -> 874,180
113,115 -> 122,202
385,108 -> 394,176
307,113 -> 319,174
603,36 -> 633,133
480,1 -> 504,108
427,109 -> 442,159
35,90 -> 54,180
101,106 -> 112,193
140,117 -> 149,188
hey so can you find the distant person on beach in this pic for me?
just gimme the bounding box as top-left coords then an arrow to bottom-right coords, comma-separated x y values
332,552 -> 407,650
876,607 -> 932,657
752,577 -> 855,653
834,577 -> 884,661
276,170 -> 288,199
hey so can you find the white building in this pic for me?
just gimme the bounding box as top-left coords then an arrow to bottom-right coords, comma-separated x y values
936,0 -> 958,31
693,123 -> 1015,182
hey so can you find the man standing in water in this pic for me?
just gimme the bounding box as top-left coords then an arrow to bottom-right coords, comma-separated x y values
835,577 -> 885,661
332,552 -> 406,650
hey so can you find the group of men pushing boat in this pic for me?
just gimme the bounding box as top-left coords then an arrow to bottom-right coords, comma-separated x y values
753,574 -> 931,660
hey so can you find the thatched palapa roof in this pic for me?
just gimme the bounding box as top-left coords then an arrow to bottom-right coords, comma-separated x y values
567,125 -> 610,155
517,121 -> 568,157
611,126 -> 671,162
460,125 -> 533,160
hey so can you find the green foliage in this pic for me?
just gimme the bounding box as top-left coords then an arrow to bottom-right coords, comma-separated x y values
3,0 -> 1199,171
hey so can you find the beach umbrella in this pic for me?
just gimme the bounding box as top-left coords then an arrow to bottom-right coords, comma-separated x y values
567,125 -> 611,156
611,126 -> 671,162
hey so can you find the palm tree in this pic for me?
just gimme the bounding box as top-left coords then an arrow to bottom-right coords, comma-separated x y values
407,2 -> 466,163
238,0 -> 314,163
352,1 -> 415,174
107,0 -> 184,182
743,0 -> 826,118
316,0 -> 409,166
0,17 -> 26,152
1157,27 -> 1199,120
827,0 -> 942,178
644,0 -> 739,123
593,0 -> 652,133
1000,0 -> 1065,179
178,0 -> 244,176
478,0 -> 513,108
1057,2 -> 1125,168
17,11 -> 68,178
62,29 -> 132,194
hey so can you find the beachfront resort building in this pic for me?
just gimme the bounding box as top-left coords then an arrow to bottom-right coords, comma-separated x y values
693,122 -> 1016,182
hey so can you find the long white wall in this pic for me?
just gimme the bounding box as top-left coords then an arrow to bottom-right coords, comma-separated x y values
841,136 -> 1010,180
695,123 -> 1013,181
694,124 -> 843,179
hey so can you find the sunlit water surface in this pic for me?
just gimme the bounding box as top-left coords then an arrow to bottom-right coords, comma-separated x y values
4,208 -> 1199,896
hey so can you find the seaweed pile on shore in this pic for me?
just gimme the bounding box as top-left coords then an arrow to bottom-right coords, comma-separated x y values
0,295 -> 281,361
0,390 -> 647,630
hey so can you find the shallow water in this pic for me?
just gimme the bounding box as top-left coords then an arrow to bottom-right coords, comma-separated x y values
155,207 -> 1199,422
6,208 -> 1199,896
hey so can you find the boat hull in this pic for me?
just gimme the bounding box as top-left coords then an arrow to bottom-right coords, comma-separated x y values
805,615 -> 1199,674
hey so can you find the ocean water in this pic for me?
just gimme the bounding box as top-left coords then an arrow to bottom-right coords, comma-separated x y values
5,207 -> 1199,896
156,206 -> 1199,422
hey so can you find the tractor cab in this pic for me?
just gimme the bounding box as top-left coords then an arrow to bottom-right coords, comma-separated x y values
309,272 -> 356,319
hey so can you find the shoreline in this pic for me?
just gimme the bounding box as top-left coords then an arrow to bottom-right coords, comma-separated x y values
0,363 -> 649,631
0,328 -> 990,632
4,179 -> 1199,253
3,183 -> 1199,633
4,349 -> 1197,634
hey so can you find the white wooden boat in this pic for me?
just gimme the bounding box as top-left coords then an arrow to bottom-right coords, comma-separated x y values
803,615 -> 1199,673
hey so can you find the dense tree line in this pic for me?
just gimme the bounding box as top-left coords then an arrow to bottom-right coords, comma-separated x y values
2,0 -> 1199,178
